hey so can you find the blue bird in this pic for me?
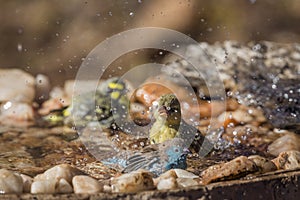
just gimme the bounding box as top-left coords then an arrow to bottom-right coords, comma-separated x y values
102,138 -> 189,177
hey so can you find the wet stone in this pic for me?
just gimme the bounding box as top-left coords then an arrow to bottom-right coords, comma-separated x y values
72,175 -> 103,194
268,132 -> 300,156
20,174 -> 33,193
110,169 -> 155,193
248,155 -> 277,173
31,164 -> 84,194
157,177 -> 177,190
0,169 -> 23,194
0,69 -> 35,103
272,151 -> 300,170
201,156 -> 257,185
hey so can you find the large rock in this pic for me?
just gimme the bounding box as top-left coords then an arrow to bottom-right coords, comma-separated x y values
201,156 -> 257,185
0,69 -> 35,103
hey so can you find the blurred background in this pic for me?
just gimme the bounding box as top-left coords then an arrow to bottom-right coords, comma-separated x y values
1,0 -> 300,85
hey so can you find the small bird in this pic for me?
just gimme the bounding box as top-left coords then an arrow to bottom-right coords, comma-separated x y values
42,77 -> 129,129
102,138 -> 189,176
149,94 -> 212,155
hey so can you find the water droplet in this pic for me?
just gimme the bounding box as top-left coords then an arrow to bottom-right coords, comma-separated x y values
17,28 -> 23,35
17,43 -> 22,52
129,12 -> 134,17
3,101 -> 12,110
108,11 -> 113,16
271,84 -> 277,89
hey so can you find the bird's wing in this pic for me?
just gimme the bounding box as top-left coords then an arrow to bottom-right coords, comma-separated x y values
124,151 -> 162,174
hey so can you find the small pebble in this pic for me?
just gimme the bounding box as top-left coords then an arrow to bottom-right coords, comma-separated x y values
56,178 -> 73,193
272,151 -> 300,170
153,169 -> 177,187
248,155 -> 277,173
0,169 -> 23,194
32,164 -> 84,194
111,169 -> 155,193
72,175 -> 102,194
0,69 -> 35,103
0,102 -> 34,123
176,178 -> 200,188
268,133 -> 300,156
173,169 -> 198,179
20,174 -> 33,193
201,156 -> 257,184
31,180 -> 55,194
34,164 -> 84,184
157,177 -> 177,190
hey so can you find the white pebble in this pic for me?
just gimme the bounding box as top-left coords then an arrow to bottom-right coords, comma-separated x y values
268,133 -> 300,156
111,169 -> 154,193
57,178 -> 73,193
153,169 -> 177,186
0,169 -> 23,194
0,69 -> 35,103
20,174 -> 33,193
32,164 -> 84,194
157,177 -> 177,190
174,169 -> 198,179
176,178 -> 200,188
0,102 -> 34,122
34,164 -> 84,184
31,180 -> 55,194
72,175 -> 102,194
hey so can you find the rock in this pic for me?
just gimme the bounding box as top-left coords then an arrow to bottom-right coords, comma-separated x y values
56,178 -> 73,193
272,151 -> 300,170
134,83 -> 172,107
153,170 -> 177,188
222,110 -> 254,124
34,164 -> 84,184
31,178 -> 73,194
103,185 -> 112,193
154,169 -> 199,190
268,133 -> 300,156
72,175 -> 102,194
157,177 -> 177,190
201,156 -> 257,185
153,169 -> 178,190
248,155 -> 277,173
31,180 -> 55,194
111,169 -> 155,193
176,178 -> 200,188
32,164 -> 84,194
20,174 -> 33,193
0,69 -> 35,103
0,102 -> 34,123
173,169 -> 198,179
0,169 -> 23,194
